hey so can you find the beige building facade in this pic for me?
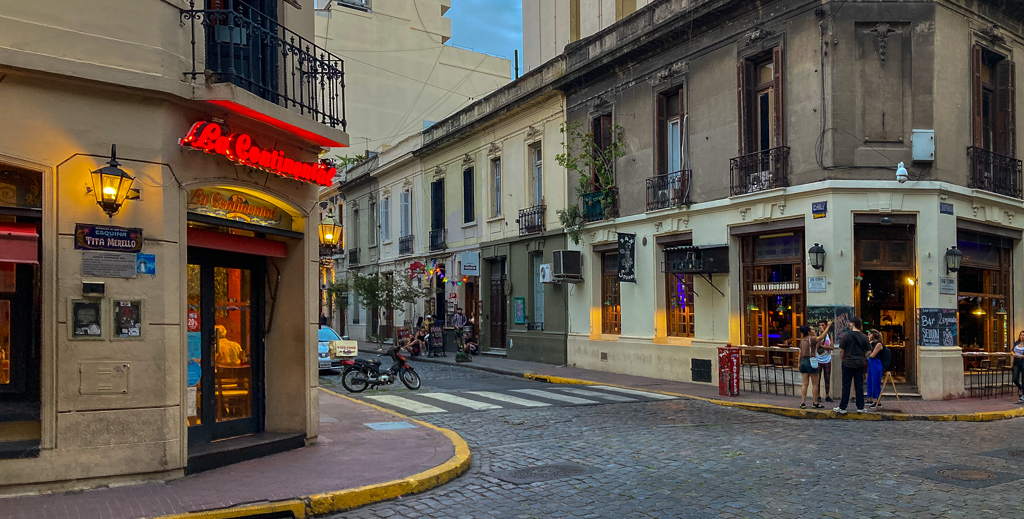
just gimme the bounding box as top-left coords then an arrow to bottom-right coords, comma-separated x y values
0,0 -> 347,491
315,0 -> 511,154
552,0 -> 1022,400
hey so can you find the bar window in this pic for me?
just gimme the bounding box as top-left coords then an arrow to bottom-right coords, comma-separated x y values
601,252 -> 620,334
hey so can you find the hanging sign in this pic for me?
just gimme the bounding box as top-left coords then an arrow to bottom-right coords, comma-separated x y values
617,233 -> 636,283
74,224 -> 143,253
461,252 -> 479,276
179,121 -> 336,186
187,188 -> 292,231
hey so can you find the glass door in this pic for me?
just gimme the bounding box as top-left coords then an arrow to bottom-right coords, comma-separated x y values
187,248 -> 265,444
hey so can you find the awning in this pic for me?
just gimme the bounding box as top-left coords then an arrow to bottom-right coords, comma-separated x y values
0,223 -> 39,264
187,227 -> 288,258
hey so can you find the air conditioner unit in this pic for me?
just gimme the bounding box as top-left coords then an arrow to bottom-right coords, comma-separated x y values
539,263 -> 555,283
552,250 -> 583,282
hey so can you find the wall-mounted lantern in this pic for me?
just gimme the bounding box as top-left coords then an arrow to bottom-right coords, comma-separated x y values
319,208 -> 342,252
945,246 -> 963,274
90,145 -> 135,218
808,243 -> 826,271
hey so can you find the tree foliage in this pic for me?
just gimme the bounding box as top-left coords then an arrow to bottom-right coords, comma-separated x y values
554,120 -> 627,244
350,271 -> 429,349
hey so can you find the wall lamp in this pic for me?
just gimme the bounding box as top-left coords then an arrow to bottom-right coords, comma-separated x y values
89,145 -> 135,218
808,243 -> 826,271
319,207 -> 342,253
945,246 -> 963,274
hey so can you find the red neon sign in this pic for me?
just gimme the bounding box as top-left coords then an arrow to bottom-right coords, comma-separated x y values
179,121 -> 336,187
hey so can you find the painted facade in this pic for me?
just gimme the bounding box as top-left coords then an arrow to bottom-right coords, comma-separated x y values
0,0 -> 347,491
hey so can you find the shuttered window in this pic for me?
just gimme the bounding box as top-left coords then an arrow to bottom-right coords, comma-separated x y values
737,47 -> 784,155
973,44 -> 1016,157
463,167 -> 475,223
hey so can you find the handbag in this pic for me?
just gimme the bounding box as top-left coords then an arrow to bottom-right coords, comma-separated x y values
810,356 -> 819,369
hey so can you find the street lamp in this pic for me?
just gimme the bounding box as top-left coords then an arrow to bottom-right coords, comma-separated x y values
945,246 -> 963,274
808,243 -> 826,271
90,145 -> 135,217
319,207 -> 342,253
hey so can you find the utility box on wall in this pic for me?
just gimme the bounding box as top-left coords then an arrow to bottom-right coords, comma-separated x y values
912,129 -> 935,162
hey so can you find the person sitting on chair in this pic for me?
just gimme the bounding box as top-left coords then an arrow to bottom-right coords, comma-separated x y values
214,325 -> 245,366
404,318 -> 427,356
464,333 -> 479,355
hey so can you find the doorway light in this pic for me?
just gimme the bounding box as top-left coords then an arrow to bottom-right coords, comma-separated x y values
972,305 -> 986,316
906,277 -> 916,286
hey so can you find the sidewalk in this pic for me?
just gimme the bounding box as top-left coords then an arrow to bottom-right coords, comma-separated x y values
0,389 -> 469,519
410,350 -> 1024,421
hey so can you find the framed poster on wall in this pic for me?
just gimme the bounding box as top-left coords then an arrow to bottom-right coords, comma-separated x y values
513,296 -> 526,324
70,299 -> 104,339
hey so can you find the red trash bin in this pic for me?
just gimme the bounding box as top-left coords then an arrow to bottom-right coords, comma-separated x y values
717,343 -> 741,396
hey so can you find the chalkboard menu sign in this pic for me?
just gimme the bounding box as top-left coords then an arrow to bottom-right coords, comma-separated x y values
807,305 -> 855,341
430,325 -> 444,347
917,308 -> 958,347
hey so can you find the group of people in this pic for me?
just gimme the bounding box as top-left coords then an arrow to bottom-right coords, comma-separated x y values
796,316 -> 890,413
401,308 -> 479,357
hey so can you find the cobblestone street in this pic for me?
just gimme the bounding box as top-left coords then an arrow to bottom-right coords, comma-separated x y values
324,361 -> 1024,519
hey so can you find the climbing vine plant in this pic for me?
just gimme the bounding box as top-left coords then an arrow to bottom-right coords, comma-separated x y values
555,120 -> 626,245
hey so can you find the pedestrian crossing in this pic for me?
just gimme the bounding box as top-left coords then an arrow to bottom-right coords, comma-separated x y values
362,386 -> 677,415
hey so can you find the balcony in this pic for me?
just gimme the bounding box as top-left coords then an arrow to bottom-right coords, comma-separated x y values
646,170 -> 691,211
348,248 -> 359,266
968,147 -> 1022,199
399,235 -> 414,256
729,147 -> 790,196
518,205 -> 546,235
181,1 -> 346,130
429,229 -> 447,251
581,188 -> 618,222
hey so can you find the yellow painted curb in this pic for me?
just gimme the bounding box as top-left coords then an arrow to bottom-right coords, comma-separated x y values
521,372 -> 1024,423
154,387 -> 471,519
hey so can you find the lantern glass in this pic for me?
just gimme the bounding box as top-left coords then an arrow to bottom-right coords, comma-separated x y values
808,243 -> 826,271
90,153 -> 135,217
945,246 -> 963,274
319,211 -> 342,249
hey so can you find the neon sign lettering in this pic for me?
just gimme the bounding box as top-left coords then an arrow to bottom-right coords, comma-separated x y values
179,121 -> 336,187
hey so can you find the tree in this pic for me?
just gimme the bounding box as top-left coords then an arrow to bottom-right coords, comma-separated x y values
555,120 -> 627,244
350,271 -> 429,351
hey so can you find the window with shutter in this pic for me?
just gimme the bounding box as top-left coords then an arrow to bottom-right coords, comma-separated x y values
463,167 -> 475,223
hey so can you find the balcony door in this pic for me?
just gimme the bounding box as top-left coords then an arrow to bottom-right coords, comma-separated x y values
206,0 -> 280,103
187,248 -> 266,444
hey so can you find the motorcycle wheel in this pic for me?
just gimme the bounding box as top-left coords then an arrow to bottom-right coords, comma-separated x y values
341,366 -> 370,393
400,368 -> 421,390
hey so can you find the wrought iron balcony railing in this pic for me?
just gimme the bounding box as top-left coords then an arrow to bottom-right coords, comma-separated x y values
348,248 -> 359,266
581,188 -> 618,222
968,147 -> 1023,199
181,1 -> 347,130
399,235 -> 414,256
518,205 -> 546,235
429,229 -> 447,251
729,147 -> 790,196
646,170 -> 691,211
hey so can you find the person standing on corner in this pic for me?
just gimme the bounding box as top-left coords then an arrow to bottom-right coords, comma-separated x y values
834,316 -> 870,414
814,319 -> 835,404
1013,331 -> 1024,403
865,330 -> 885,408
797,325 -> 823,409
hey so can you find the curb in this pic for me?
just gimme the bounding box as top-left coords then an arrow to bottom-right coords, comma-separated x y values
154,387 -> 471,519
517,372 -> 1024,423
410,354 -> 527,379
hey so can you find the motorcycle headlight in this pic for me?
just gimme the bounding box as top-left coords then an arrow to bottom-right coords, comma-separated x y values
319,352 -> 328,358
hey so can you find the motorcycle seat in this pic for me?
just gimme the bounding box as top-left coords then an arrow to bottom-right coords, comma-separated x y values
354,358 -> 380,367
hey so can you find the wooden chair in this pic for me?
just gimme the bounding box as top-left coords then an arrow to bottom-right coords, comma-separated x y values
773,355 -> 795,396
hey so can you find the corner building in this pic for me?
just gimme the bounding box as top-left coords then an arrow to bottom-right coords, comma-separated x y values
0,0 -> 348,491
557,0 -> 1022,400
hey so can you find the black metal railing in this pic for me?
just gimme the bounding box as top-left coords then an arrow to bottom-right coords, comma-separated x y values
181,1 -> 347,130
646,170 -> 691,211
581,188 -> 618,222
729,147 -> 790,196
399,235 -> 414,256
429,229 -> 447,251
348,248 -> 359,266
968,147 -> 1023,199
518,205 -> 546,235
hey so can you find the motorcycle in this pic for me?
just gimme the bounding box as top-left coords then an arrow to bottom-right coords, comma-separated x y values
340,345 -> 421,392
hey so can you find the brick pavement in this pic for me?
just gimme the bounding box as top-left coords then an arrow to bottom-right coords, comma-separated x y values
402,347 -> 1024,417
0,389 -> 458,519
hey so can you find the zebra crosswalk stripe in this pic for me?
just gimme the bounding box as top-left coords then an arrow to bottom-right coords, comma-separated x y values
419,392 -> 502,410
364,395 -> 447,414
466,391 -> 551,407
591,385 -> 678,400
511,388 -> 599,404
558,387 -> 637,402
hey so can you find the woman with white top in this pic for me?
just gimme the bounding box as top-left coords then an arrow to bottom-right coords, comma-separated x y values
1013,331 -> 1024,403
815,320 -> 834,406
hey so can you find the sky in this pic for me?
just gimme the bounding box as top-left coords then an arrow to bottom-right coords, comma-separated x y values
444,0 -> 523,75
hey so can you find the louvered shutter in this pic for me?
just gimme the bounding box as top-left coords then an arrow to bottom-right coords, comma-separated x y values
973,45 -> 985,149
772,46 -> 784,149
657,94 -> 668,174
737,61 -> 751,155
997,59 -> 1017,158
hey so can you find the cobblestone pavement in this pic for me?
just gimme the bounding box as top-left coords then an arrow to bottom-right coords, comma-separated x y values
324,362 -> 1024,519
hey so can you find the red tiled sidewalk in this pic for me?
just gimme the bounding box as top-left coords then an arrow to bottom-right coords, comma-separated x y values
411,350 -> 1024,417
0,390 -> 456,519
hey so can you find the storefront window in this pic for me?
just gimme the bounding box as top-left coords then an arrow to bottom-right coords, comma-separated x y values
601,252 -> 620,334
214,267 -> 253,422
957,232 -> 1012,353
742,233 -> 805,348
665,273 -> 694,337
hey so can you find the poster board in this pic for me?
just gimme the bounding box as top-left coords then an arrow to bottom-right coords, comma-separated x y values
917,308 -> 958,347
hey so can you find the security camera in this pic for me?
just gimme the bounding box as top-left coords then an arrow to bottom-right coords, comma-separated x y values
896,162 -> 908,183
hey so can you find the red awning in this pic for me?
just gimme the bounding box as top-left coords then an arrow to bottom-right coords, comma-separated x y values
187,227 -> 288,258
0,223 -> 39,264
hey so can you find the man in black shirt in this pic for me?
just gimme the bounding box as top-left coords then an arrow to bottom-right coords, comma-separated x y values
835,316 -> 870,414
